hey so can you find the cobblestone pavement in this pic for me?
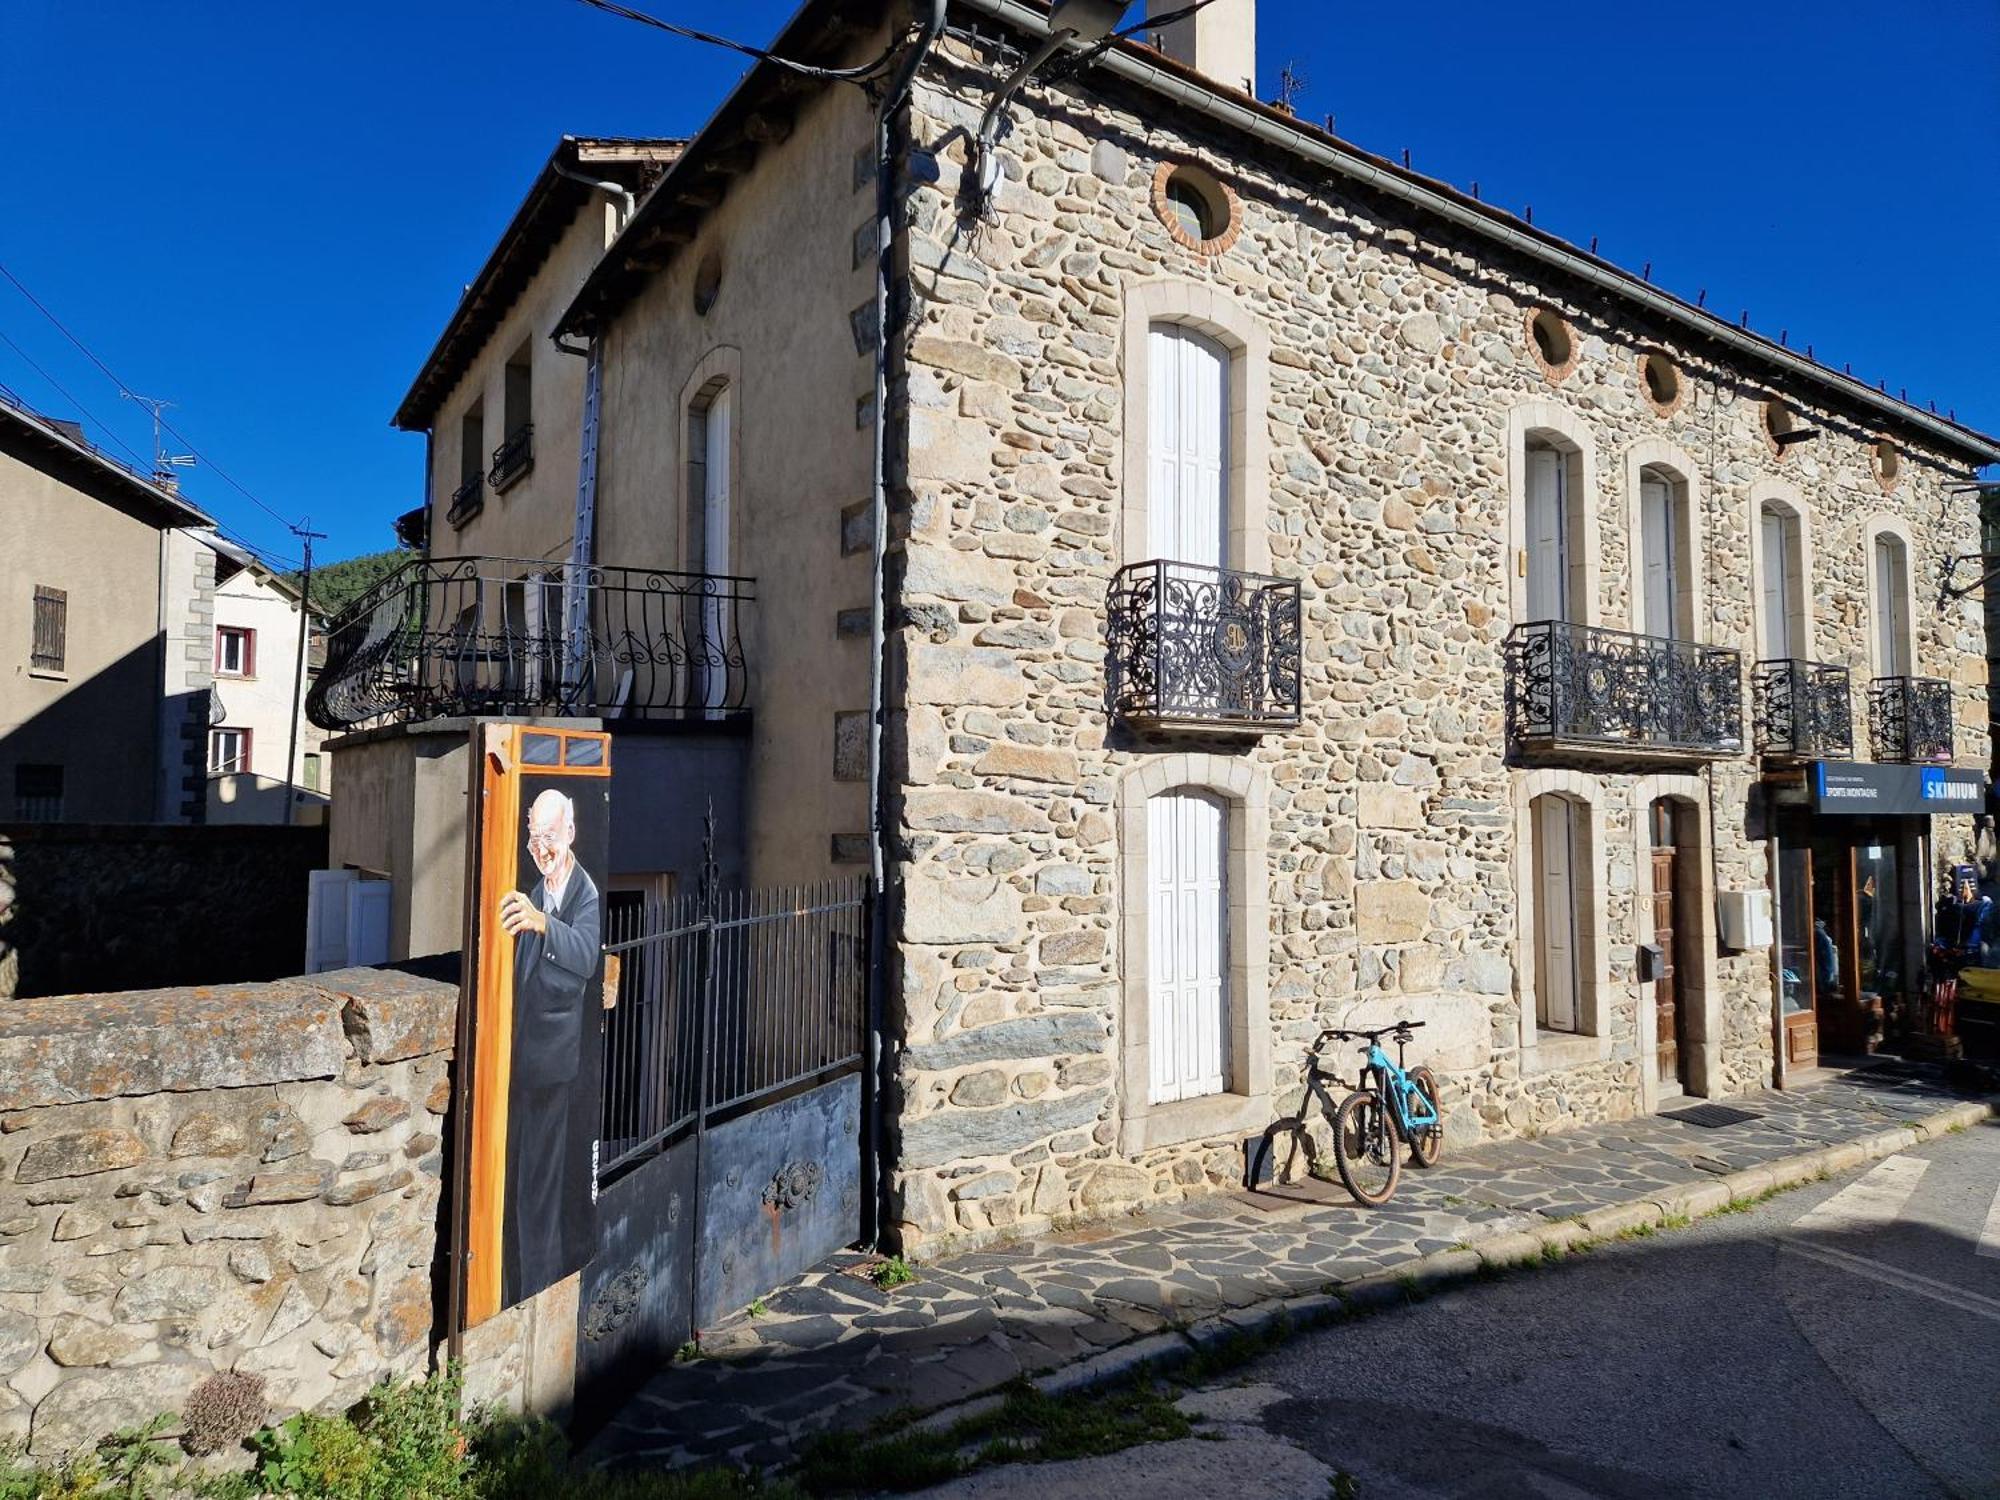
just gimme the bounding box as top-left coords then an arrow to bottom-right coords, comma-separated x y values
588,1064 -> 1988,1470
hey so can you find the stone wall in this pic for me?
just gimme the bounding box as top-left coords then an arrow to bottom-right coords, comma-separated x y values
0,822 -> 327,1000
878,35 -> 1989,1251
0,966 -> 455,1456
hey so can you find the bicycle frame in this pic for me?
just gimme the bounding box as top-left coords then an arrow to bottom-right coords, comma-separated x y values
1363,1041 -> 1439,1139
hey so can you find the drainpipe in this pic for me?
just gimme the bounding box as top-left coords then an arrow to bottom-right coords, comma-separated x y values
865,0 -> 947,1250
551,159 -> 636,232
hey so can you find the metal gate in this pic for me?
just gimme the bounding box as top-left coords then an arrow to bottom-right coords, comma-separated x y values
575,870 -> 873,1423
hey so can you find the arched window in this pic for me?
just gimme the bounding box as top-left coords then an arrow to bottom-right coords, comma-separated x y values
1147,324 -> 1229,574
1146,788 -> 1228,1104
1637,465 -> 1693,641
1758,501 -> 1806,661
1530,792 -> 1586,1033
1871,531 -> 1912,680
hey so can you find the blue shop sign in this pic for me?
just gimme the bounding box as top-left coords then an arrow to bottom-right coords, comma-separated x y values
1810,762 -> 1987,816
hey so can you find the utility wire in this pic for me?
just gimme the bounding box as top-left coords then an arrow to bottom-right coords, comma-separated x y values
0,259 -> 304,536
0,326 -> 153,471
569,0 -> 904,81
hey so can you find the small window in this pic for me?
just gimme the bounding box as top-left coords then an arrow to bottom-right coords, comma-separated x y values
1150,162 -> 1239,254
1640,350 -> 1681,415
30,585 -> 66,673
13,764 -> 62,821
493,348 -> 534,492
302,753 -> 323,792
215,626 -> 255,678
1526,309 -> 1577,382
1873,438 -> 1901,489
209,727 -> 251,776
692,251 -> 723,317
1762,398 -> 1796,455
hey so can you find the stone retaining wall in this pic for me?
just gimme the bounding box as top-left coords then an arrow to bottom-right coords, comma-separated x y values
0,966 -> 456,1456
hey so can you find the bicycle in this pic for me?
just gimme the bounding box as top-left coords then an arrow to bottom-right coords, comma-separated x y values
1327,1022 -> 1443,1207
1246,1022 -> 1442,1208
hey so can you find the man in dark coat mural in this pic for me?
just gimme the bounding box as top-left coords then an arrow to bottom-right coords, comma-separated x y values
497,787 -> 601,1304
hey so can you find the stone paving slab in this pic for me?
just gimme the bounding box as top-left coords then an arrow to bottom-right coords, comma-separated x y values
586,1063 -> 1992,1471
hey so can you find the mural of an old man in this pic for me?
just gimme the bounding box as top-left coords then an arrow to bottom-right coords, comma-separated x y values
497,787 -> 602,1304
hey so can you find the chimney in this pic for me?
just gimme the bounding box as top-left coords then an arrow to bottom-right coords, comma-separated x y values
1146,0 -> 1256,96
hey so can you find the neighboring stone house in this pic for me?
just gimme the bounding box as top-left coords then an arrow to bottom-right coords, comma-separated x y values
0,386 -> 217,825
200,537 -> 330,826
321,1 -> 2000,1251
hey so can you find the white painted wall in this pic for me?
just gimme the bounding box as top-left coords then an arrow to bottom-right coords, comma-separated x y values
206,561 -> 328,824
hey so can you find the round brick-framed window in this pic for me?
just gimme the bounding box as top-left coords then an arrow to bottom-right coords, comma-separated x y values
1639,349 -> 1683,416
1525,307 -> 1578,383
1762,397 -> 1797,459
1151,162 -> 1241,256
1873,437 -> 1902,491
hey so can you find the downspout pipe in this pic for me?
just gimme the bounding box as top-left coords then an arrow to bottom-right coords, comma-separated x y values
551,159 -> 636,229
957,0 -> 2000,468
865,0 -> 947,1250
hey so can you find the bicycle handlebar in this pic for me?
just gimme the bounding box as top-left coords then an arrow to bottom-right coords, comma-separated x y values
1315,1021 -> 1425,1046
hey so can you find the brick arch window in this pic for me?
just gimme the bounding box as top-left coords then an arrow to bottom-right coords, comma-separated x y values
1116,752 -> 1271,1154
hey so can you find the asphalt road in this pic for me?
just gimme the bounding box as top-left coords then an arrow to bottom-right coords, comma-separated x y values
918,1116 -> 2000,1500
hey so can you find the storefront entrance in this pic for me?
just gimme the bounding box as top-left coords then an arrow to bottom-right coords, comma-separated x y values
1776,819 -> 1915,1070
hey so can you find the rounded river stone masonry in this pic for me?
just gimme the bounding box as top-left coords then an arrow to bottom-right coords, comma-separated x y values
0,967 -> 457,1456
879,36 -> 1985,1253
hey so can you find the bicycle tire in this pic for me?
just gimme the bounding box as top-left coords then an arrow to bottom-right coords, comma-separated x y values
1405,1065 -> 1444,1168
1333,1089 -> 1401,1207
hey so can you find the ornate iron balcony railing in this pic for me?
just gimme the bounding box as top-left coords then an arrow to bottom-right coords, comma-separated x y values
1867,675 -> 1953,764
1107,559 -> 1301,729
489,423 -> 534,493
445,475 -> 483,530
306,554 -> 754,732
1504,621 -> 1742,759
1752,659 -> 1853,761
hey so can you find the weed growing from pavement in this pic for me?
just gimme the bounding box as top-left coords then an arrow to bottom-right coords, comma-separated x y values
870,1255 -> 918,1290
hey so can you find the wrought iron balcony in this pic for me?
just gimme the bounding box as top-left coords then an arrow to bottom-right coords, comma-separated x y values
445,475 -> 483,530
1752,659 -> 1853,761
1867,675 -> 1953,764
489,423 -> 533,493
1503,621 -> 1742,760
306,554 -> 753,732
1107,559 -> 1301,730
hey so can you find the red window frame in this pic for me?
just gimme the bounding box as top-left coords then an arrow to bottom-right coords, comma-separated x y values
215,626 -> 256,678
208,726 -> 252,776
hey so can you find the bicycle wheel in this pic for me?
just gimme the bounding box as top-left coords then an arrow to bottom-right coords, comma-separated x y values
1405,1066 -> 1444,1169
1333,1089 -> 1401,1207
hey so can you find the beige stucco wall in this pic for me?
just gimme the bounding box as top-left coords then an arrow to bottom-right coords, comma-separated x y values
208,565 -> 330,824
879,40 -> 1989,1250
593,56 -> 887,887
0,445 -> 167,823
325,725 -> 470,960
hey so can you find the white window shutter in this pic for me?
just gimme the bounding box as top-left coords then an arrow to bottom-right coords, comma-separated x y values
1148,325 -> 1228,570
305,869 -> 358,974
1640,477 -> 1675,640
1148,791 -> 1228,1104
1535,798 -> 1579,1032
1759,508 -> 1792,660
345,880 -> 392,969
1525,447 -> 1567,623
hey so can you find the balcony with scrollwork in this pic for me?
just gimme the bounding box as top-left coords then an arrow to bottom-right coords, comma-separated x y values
489,423 -> 533,493
445,475 -> 483,530
1752,659 -> 1853,761
1503,621 -> 1742,762
306,554 -> 753,733
1107,560 -> 1301,731
1867,675 -> 1953,764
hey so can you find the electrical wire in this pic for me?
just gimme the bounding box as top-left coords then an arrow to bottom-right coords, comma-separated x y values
0,259 -> 304,535
0,326 -> 153,471
568,0 -> 905,82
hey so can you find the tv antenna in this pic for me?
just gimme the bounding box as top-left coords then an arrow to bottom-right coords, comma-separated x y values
120,391 -> 197,482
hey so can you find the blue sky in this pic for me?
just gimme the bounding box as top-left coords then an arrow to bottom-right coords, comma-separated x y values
2,1 -> 1995,566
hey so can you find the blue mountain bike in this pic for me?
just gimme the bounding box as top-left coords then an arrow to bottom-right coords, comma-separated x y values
1327,1022 -> 1442,1206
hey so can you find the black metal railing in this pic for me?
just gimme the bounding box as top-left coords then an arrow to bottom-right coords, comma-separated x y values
489,423 -> 533,492
1108,559 -> 1301,728
445,475 -> 483,530
1504,620 -> 1742,758
305,554 -> 754,731
1752,659 -> 1853,760
1867,675 -> 1954,764
598,878 -> 869,1184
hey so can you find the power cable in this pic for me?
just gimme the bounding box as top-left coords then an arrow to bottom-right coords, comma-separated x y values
0,326 -> 153,471
568,0 -> 905,82
0,259 -> 303,535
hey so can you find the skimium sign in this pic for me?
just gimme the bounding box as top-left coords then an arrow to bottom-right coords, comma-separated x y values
1810,761 -> 1986,817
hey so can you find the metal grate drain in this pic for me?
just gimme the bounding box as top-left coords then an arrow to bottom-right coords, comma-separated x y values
1661,1103 -> 1765,1129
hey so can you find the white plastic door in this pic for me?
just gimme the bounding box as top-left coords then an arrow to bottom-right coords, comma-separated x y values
1148,325 -> 1227,571
345,881 -> 392,968
1534,796 -> 1579,1032
1640,476 -> 1679,640
1874,536 -> 1909,678
1148,790 -> 1228,1104
1525,447 -> 1568,623
305,868 -> 357,974
1760,507 -> 1795,661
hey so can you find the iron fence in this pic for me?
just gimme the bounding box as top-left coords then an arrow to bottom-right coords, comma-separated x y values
598,877 -> 870,1185
1751,659 -> 1853,760
489,424 -> 534,492
305,554 -> 754,731
1107,559 -> 1302,729
1504,620 -> 1742,758
1867,675 -> 1954,765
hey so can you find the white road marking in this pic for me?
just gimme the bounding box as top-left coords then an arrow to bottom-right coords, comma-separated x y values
1790,1154 -> 1930,1235
1784,1241 -> 2000,1325
1979,1185 -> 2000,1261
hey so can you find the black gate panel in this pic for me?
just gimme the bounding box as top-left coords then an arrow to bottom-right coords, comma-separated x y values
574,1134 -> 698,1430
694,1075 -> 862,1331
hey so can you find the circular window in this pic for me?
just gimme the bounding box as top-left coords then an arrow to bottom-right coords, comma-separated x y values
1874,438 -> 1901,488
692,250 -> 722,317
1762,398 -> 1796,456
1640,350 -> 1682,414
1150,162 -> 1240,255
1525,308 -> 1577,382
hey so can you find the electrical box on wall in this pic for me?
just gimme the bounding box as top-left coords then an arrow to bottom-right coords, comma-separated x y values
1718,889 -> 1774,951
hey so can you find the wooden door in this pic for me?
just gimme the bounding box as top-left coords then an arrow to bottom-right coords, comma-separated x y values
1652,847 -> 1680,1087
